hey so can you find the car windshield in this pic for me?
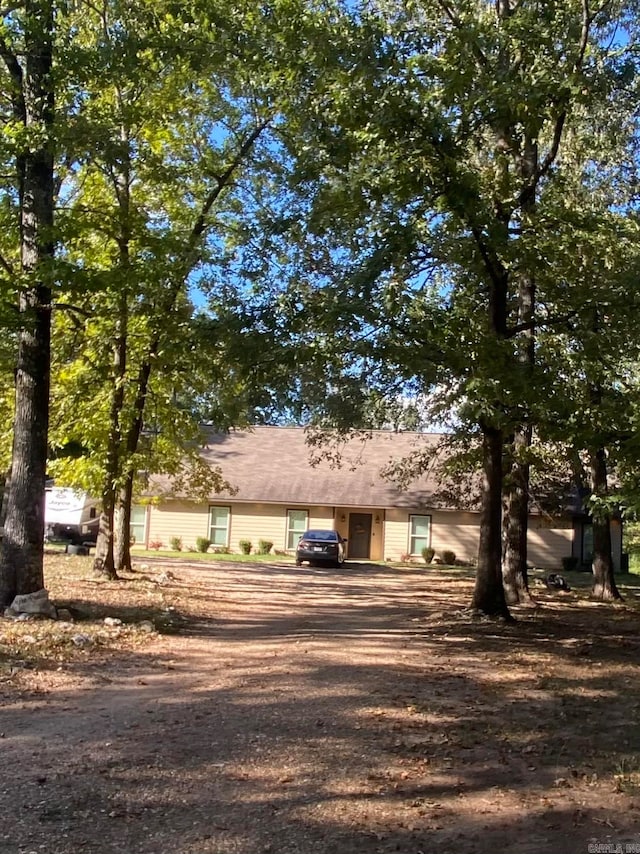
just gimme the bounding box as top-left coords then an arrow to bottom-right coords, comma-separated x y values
302,530 -> 339,542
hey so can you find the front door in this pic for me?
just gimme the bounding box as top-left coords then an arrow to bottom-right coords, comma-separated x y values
348,513 -> 372,559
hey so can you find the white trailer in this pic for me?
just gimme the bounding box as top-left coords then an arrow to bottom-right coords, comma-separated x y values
44,487 -> 99,546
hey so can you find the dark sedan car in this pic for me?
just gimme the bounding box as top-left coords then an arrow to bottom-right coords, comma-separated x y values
295,529 -> 347,568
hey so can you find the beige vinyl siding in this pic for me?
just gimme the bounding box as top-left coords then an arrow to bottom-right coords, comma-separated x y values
430,511 -> 480,562
527,517 -> 572,569
383,509 -> 480,562
228,504 -> 335,552
147,501 -> 209,549
383,509 -> 412,560
147,500 -> 573,569
148,502 -> 336,553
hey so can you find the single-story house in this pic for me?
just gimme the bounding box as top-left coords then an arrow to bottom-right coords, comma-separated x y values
133,426 -> 620,569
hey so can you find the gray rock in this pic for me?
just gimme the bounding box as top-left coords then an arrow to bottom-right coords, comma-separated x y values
72,633 -> 93,647
9,589 -> 57,619
103,617 -> 123,626
138,620 -> 155,633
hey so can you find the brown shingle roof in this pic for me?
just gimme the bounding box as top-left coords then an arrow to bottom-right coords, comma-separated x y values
150,426 -> 450,509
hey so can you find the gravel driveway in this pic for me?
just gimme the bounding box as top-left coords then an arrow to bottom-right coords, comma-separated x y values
2,559 -> 639,853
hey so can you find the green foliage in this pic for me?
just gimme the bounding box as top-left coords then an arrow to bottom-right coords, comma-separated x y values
257,539 -> 273,555
169,536 -> 182,552
38,0 -> 328,523
441,550 -> 456,566
238,539 -> 252,555
562,556 -> 579,572
195,537 -> 211,554
421,546 -> 435,564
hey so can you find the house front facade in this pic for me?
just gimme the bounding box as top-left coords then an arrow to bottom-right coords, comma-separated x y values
135,426 -> 584,569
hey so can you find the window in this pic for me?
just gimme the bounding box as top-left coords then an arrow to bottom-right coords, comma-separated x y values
409,514 -> 431,555
286,509 -> 308,550
208,506 -> 230,546
130,505 -> 146,545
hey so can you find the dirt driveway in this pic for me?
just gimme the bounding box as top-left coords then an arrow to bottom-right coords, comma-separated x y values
2,559 -> 640,853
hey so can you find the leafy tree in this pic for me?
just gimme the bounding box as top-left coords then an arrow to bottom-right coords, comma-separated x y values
45,0 -> 334,577
233,0 -> 640,616
0,0 -> 55,605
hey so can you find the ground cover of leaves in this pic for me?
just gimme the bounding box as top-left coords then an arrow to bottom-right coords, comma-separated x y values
1,554 -> 640,854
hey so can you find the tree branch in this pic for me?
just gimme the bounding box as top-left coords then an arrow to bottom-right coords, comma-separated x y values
434,0 -> 488,68
0,249 -> 14,276
534,0 -> 594,185
187,117 -> 271,252
0,32 -> 25,123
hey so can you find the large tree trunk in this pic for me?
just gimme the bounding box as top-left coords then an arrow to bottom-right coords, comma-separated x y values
502,132 -> 537,606
503,426 -> 534,605
590,447 -> 621,601
0,1 -> 55,606
472,424 -> 511,618
114,471 -> 134,572
0,466 -> 10,528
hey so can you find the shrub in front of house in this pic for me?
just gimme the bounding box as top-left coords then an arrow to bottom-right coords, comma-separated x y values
421,546 -> 435,564
195,536 -> 211,553
239,539 -> 252,555
149,540 -> 163,550
169,536 -> 183,552
441,549 -> 456,565
561,555 -> 579,572
257,539 -> 273,555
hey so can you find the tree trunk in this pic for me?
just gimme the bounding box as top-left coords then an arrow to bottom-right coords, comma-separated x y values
0,466 -> 10,528
92,506 -> 117,579
590,447 -> 621,601
114,471 -> 134,572
472,424 -> 511,618
503,427 -> 535,605
502,130 -> 537,606
93,119 -> 132,578
92,289 -> 128,579
0,1 -> 55,606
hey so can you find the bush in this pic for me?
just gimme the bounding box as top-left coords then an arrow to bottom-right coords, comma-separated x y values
561,555 -> 579,572
421,546 -> 435,564
149,540 -> 163,551
257,539 -> 273,555
239,539 -> 252,555
169,536 -> 183,552
195,536 -> 211,553
441,549 -> 456,565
